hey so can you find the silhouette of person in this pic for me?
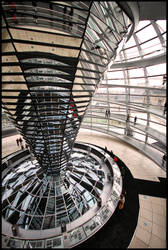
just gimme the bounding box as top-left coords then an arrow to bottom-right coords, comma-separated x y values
16,138 -> 19,146
134,116 -> 137,125
126,114 -> 130,122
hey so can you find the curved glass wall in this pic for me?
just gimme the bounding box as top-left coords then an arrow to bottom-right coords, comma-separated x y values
82,20 -> 166,162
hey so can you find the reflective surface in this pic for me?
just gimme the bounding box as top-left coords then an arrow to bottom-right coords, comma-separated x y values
2,150 -> 105,230
2,1 -> 132,176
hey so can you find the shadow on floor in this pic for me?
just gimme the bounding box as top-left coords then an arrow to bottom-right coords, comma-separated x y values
134,177 -> 167,198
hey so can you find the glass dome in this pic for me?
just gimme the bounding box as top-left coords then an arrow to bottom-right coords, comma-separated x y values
1,1 -> 166,248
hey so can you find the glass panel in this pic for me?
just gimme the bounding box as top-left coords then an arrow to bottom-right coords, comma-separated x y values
128,68 -> 145,78
135,20 -> 151,31
146,63 -> 166,75
140,37 -> 163,57
136,24 -> 157,43
156,20 -> 166,32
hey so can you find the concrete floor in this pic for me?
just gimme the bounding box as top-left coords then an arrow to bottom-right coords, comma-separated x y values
2,128 -> 166,248
2,133 -> 23,158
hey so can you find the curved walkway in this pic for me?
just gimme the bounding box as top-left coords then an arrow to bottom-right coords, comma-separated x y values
111,52 -> 166,69
81,125 -> 166,171
83,113 -> 166,147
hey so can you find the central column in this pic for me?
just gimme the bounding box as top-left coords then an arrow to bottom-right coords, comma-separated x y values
26,88 -> 80,177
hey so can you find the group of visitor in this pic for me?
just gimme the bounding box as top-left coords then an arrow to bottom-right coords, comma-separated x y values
105,109 -> 110,118
126,114 -> 138,125
16,137 -> 29,150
